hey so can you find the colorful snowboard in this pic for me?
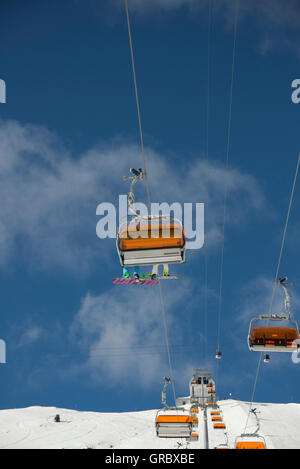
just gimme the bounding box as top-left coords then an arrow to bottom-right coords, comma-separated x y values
112,276 -> 179,286
113,278 -> 158,286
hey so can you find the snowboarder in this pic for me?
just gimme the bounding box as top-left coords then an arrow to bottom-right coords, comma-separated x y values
123,266 -> 141,280
123,264 -> 170,281
149,264 -> 170,280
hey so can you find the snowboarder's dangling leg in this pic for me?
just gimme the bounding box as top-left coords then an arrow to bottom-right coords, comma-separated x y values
123,266 -> 141,281
150,264 -> 170,279
123,266 -> 130,279
133,266 -> 140,281
150,264 -> 159,280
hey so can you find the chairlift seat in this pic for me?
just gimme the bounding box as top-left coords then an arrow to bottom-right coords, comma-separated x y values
235,435 -> 266,450
249,326 -> 299,352
155,409 -> 192,439
117,219 -> 186,267
214,423 -> 226,429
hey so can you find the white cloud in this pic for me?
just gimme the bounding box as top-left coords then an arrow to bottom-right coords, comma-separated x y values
69,272 -> 253,390
70,280 -> 194,389
117,0 -> 300,29
17,326 -> 45,348
0,119 -> 265,273
111,0 -> 198,14
111,0 -> 300,57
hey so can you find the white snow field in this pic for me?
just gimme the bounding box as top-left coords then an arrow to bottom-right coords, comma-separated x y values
0,400 -> 300,449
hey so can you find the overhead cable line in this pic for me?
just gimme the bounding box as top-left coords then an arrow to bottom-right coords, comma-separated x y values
124,0 -> 177,406
158,280 -> 177,406
206,0 -> 213,160
216,0 -> 240,373
124,0 -> 151,213
203,0 -> 213,364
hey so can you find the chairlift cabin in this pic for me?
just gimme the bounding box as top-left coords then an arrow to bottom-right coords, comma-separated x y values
190,432 -> 199,441
248,316 -> 300,352
214,423 -> 226,429
117,217 -> 186,268
155,409 -> 192,439
248,277 -> 300,353
235,434 -> 266,450
191,415 -> 199,427
207,401 -> 218,407
190,405 -> 199,414
211,416 -> 222,421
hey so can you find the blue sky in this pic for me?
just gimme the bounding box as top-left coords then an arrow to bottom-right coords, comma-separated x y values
0,0 -> 300,413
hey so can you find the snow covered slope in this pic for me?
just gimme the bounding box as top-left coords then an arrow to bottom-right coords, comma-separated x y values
0,400 -> 299,449
220,399 -> 300,450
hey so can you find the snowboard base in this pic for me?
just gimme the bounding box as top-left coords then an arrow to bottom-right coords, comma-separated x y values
112,275 -> 179,286
113,278 -> 158,286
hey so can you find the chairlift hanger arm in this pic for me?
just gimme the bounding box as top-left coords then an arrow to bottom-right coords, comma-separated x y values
160,377 -> 172,409
256,277 -> 292,321
123,168 -> 145,216
249,408 -> 260,434
276,277 -> 292,317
